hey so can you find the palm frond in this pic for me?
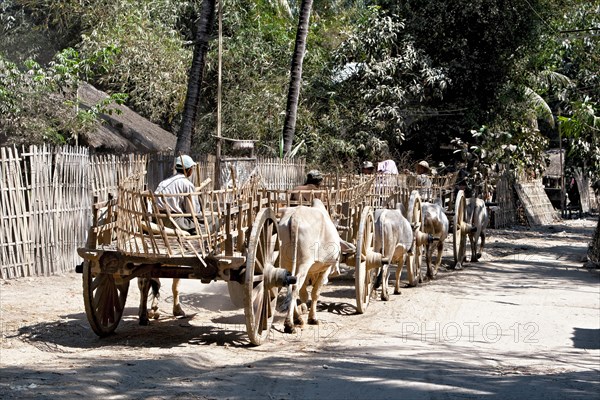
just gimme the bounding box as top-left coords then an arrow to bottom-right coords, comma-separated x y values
523,86 -> 555,127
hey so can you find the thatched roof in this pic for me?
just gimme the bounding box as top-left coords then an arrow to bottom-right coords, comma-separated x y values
545,148 -> 564,178
78,83 -> 176,153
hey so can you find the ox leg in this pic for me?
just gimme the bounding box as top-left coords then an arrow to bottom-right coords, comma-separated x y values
478,230 -> 486,261
148,278 -> 161,320
393,246 -> 407,295
380,264 -> 390,301
284,268 -> 308,334
433,240 -> 444,276
298,280 -> 309,316
172,278 -> 186,317
138,277 -> 160,325
394,262 -> 403,295
425,244 -> 435,279
138,278 -> 150,326
308,270 -> 329,325
470,230 -> 480,262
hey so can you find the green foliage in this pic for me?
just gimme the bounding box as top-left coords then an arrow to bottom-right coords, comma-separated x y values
559,99 -> 600,177
311,7 -> 448,165
382,0 -> 551,159
453,124 -> 549,192
0,48 -> 125,145
1,0 -> 597,181
75,1 -> 193,129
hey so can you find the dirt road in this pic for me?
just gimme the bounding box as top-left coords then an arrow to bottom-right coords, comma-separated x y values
1,218 -> 599,399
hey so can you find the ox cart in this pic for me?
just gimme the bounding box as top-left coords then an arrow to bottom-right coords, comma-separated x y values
77,173 -> 295,346
267,174 -> 388,314
364,172 -> 477,286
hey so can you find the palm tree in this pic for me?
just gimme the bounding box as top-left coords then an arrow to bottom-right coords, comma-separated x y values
175,0 -> 216,155
281,0 -> 313,157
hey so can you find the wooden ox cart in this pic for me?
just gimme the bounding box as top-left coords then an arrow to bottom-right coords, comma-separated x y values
362,171 -> 476,284
77,172 -> 295,346
266,174 -> 389,314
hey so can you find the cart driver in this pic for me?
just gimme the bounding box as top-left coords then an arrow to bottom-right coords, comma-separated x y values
154,154 -> 201,234
361,161 -> 375,175
415,160 -> 433,200
290,170 -> 323,202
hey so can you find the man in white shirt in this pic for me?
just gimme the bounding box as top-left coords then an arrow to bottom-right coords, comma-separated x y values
154,155 -> 201,234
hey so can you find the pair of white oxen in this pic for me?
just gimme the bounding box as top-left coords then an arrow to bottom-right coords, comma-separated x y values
277,197 -> 489,334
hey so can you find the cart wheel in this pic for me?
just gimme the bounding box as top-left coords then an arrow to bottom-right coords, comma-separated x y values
244,208 -> 281,346
453,190 -> 468,269
355,206 -> 377,314
82,257 -> 129,337
407,190 -> 423,286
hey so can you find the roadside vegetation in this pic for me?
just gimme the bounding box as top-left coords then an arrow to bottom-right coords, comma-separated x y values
0,0 -> 598,177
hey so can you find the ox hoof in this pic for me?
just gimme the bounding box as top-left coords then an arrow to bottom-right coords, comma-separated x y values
299,303 -> 308,315
173,304 -> 186,317
394,289 -> 401,295
284,324 -> 296,334
455,263 -> 463,270
293,316 -> 305,327
139,316 -> 150,326
381,293 -> 390,301
148,311 -> 160,320
308,318 -> 319,326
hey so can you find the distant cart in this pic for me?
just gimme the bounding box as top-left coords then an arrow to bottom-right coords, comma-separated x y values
77,173 -> 295,345
363,171 -> 474,283
267,174 -> 388,314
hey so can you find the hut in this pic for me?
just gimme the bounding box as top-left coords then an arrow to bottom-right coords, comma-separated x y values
77,83 -> 177,153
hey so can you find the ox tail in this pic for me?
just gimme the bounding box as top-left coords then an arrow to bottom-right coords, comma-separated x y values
149,278 -> 161,301
373,213 -> 386,290
280,216 -> 300,313
374,269 -> 383,289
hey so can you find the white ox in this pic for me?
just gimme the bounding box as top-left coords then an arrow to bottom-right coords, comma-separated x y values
421,202 -> 449,278
374,208 -> 414,300
466,198 -> 489,262
278,199 -> 342,334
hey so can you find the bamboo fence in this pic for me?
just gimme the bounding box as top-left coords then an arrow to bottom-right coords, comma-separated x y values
0,147 -> 34,278
0,146 -> 305,279
0,146 -> 151,279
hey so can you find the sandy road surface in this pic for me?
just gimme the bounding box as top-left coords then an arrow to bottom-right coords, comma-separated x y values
1,218 -> 599,399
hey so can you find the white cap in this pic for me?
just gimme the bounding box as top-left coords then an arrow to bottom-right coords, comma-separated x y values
417,160 -> 430,170
175,155 -> 196,170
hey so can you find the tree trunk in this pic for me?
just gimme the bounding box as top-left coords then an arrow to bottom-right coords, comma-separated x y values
281,0 -> 313,156
589,217 -> 600,266
175,0 -> 216,155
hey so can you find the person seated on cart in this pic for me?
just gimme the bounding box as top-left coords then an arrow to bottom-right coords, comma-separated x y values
290,170 -> 323,203
415,160 -> 433,200
154,154 -> 201,234
361,161 -> 375,175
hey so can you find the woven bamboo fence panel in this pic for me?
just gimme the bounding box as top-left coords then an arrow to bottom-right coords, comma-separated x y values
0,147 -> 34,279
0,146 -> 309,279
492,171 -> 516,229
24,145 -> 55,276
0,146 -> 151,279
514,178 -> 558,226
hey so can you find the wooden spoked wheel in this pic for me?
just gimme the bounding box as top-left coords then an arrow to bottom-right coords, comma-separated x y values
407,190 -> 423,286
453,190 -> 468,269
244,208 -> 281,346
83,257 -> 129,337
355,206 -> 377,314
